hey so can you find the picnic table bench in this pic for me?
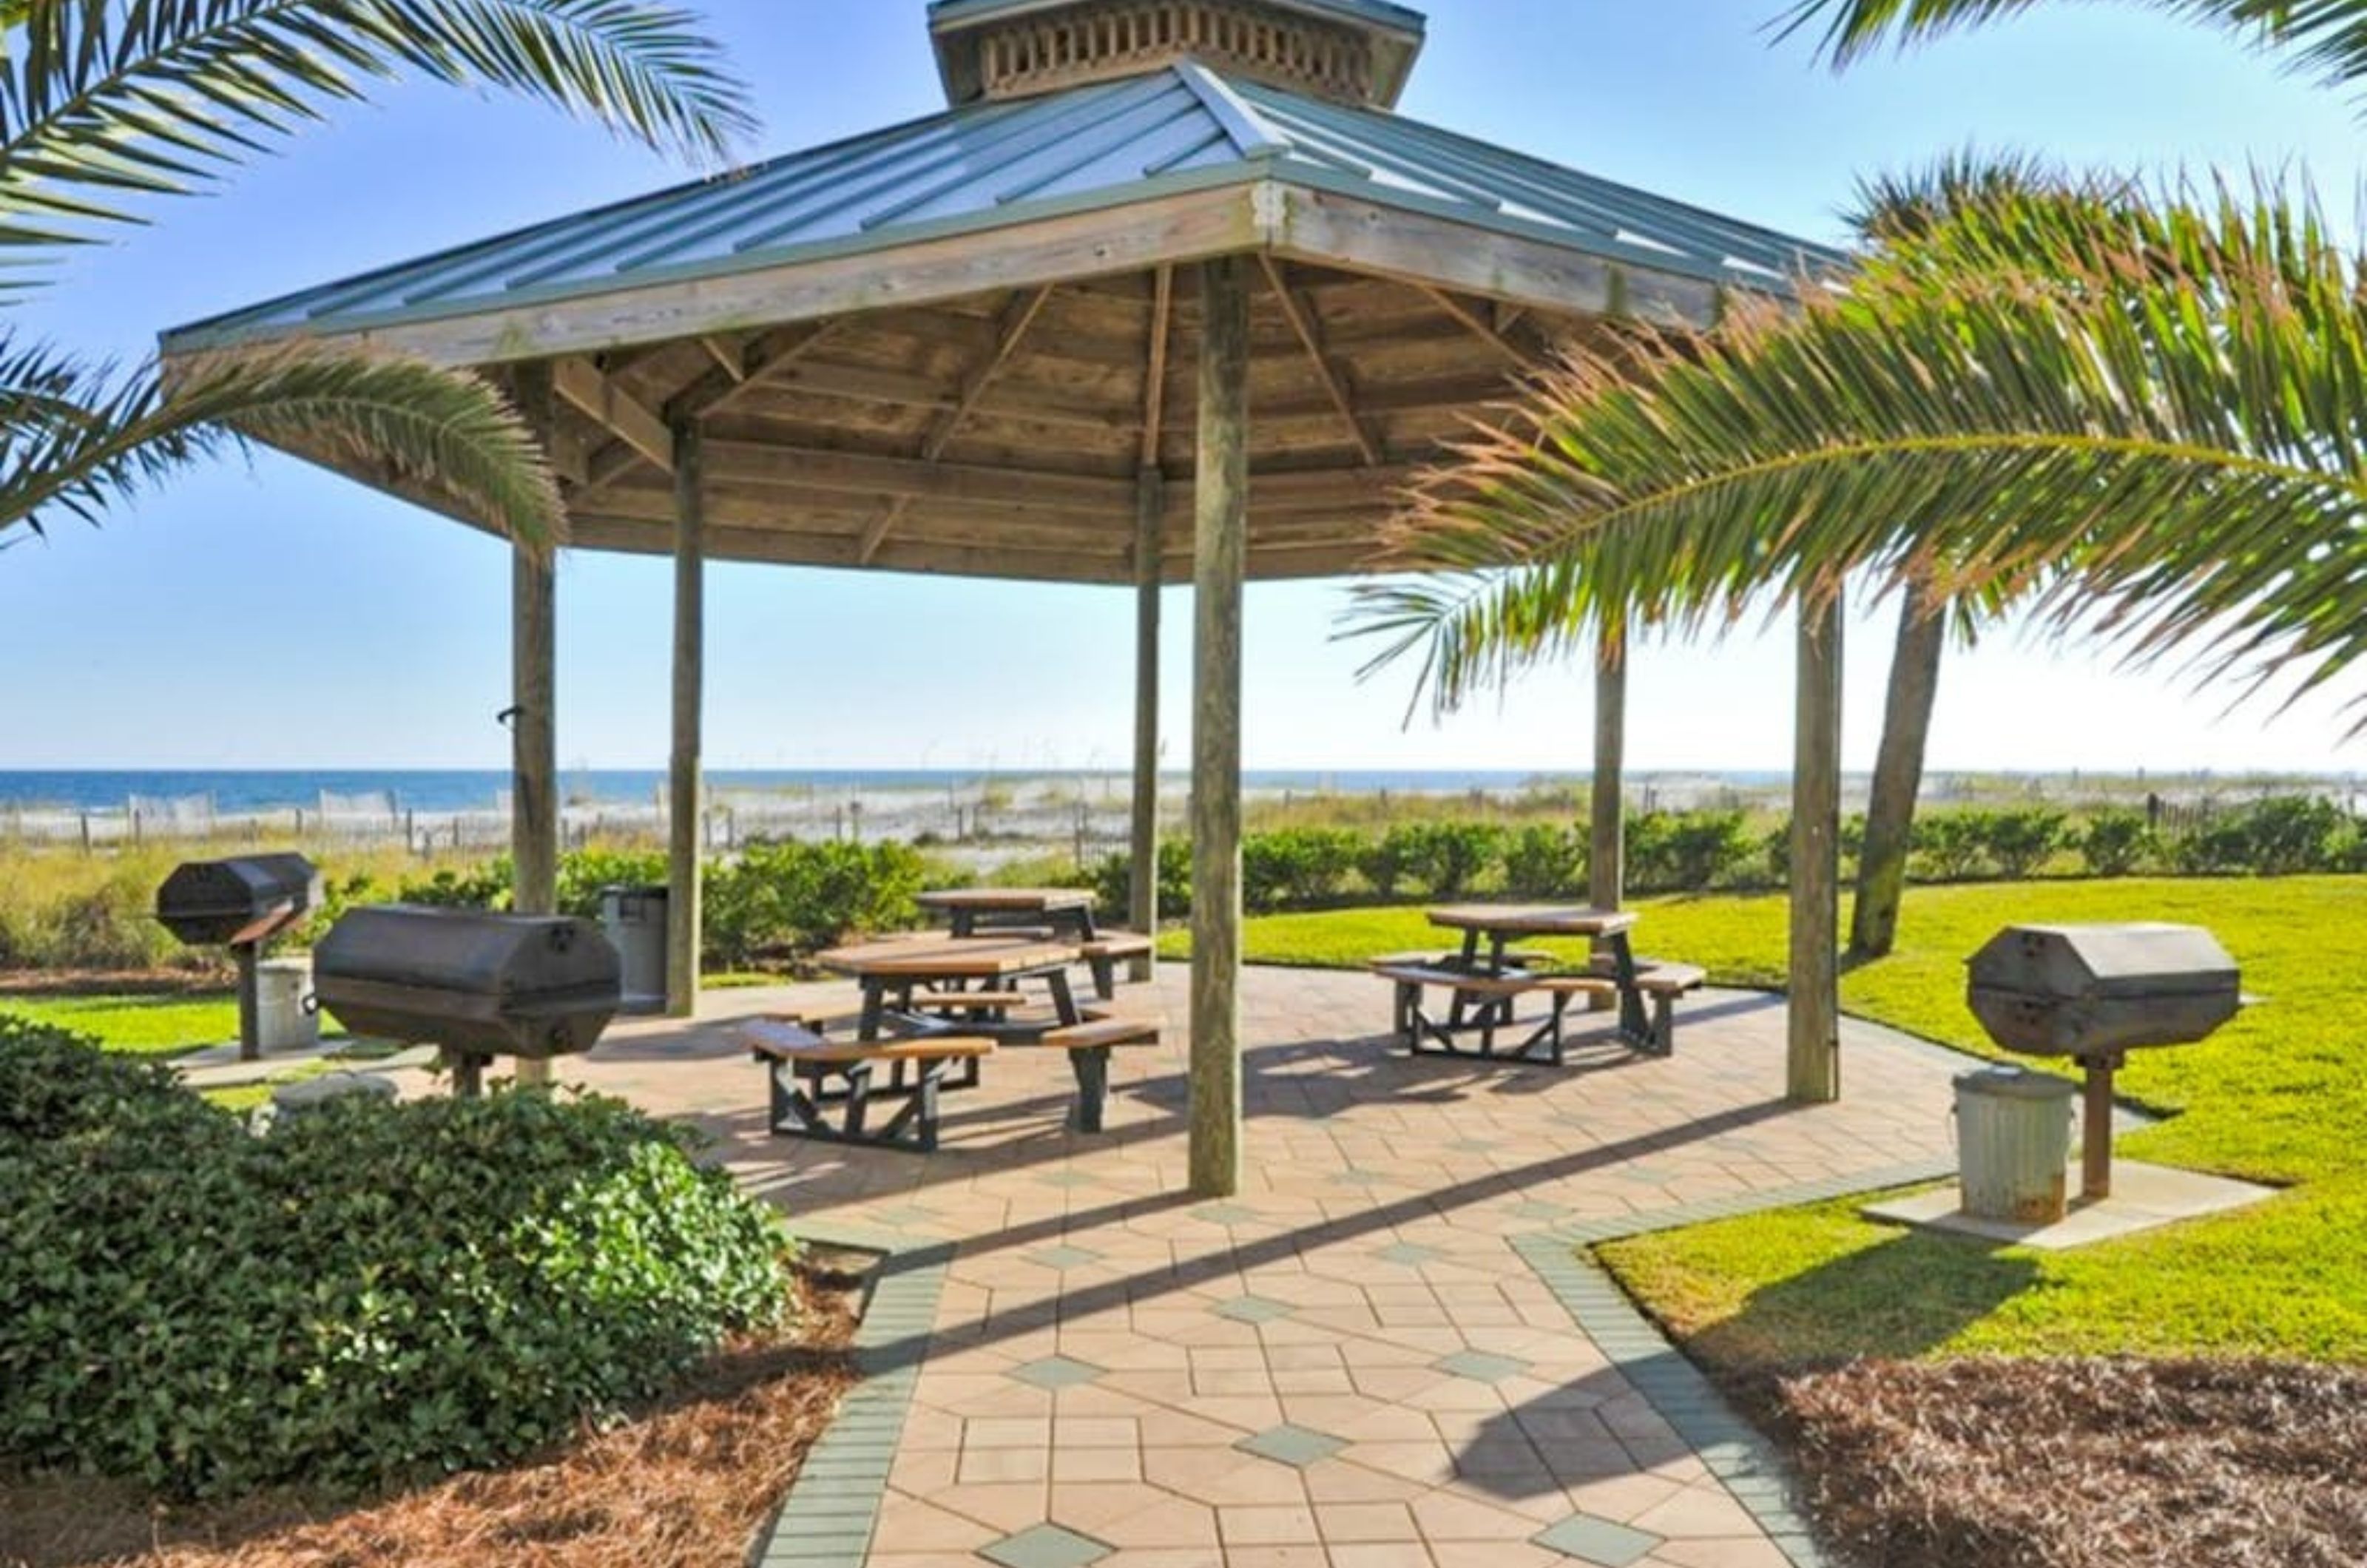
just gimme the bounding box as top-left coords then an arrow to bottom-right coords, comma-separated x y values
746,1016 -> 993,1152
1374,905 -> 1705,1064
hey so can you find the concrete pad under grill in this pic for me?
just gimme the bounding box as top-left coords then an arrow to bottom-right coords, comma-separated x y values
1863,1160 -> 2280,1251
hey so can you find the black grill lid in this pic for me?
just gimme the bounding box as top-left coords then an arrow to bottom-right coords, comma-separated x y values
313,905 -> 621,1060
155,854 -> 321,947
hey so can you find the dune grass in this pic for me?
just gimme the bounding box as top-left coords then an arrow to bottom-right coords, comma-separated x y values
1169,877 -> 2367,1362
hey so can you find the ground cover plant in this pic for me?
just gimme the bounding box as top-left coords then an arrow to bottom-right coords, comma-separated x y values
0,1020 -> 799,1501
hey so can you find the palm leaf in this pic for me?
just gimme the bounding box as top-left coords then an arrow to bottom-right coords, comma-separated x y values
1350,176 -> 2367,726
0,334 -> 561,547
1777,0 -> 2367,100
0,0 -> 754,261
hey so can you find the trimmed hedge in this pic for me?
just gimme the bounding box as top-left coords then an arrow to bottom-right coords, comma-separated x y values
0,1018 -> 794,1499
1087,796 -> 2367,919
393,839 -> 925,967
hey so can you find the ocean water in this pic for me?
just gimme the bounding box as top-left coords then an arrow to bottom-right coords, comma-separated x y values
0,768 -> 1709,816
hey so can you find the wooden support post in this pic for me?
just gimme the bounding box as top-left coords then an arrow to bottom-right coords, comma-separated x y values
1587,626 -> 1627,1013
666,421 -> 706,1019
1789,591 -> 1845,1104
1189,257 -> 1251,1200
509,516 -> 558,1089
1129,468 -> 1164,980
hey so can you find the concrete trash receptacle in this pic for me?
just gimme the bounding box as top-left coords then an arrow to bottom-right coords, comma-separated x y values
600,885 -> 669,1016
269,1072 -> 398,1121
1955,1066 -> 2078,1223
255,956 -> 318,1053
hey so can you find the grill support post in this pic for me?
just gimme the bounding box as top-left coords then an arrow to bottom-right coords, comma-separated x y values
2076,1052 -> 2121,1202
234,942 -> 260,1063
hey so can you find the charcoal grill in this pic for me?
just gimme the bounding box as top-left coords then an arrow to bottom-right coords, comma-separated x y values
155,854 -> 322,1061
314,905 -> 622,1096
1966,922 -> 2241,1200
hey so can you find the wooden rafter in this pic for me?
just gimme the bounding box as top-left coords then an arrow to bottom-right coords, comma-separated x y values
860,285 -> 1056,564
1421,285 -> 1538,369
1139,263 -> 1173,471
555,356 -> 675,473
672,321 -> 839,425
698,335 -> 749,383
1260,257 -> 1381,467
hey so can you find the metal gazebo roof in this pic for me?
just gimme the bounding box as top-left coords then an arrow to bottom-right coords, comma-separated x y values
166,64 -> 1837,358
160,7 -> 1844,586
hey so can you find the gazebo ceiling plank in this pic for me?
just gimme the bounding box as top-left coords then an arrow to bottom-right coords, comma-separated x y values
1141,263 -> 1175,470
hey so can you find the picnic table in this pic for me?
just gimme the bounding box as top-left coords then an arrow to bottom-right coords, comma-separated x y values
917,887 -> 1099,941
793,933 -> 1160,1145
818,933 -> 1084,1042
1370,905 -> 1703,1063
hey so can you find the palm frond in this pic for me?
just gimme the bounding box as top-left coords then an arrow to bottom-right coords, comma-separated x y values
1351,175 -> 2367,725
0,334 -> 561,547
1777,0 -> 2367,101
0,0 -> 754,261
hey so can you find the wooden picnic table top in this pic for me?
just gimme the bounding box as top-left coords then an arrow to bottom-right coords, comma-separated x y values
817,934 -> 1080,981
1427,904 -> 1641,939
916,888 -> 1098,913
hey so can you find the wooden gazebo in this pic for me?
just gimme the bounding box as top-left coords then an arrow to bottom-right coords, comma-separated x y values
162,0 -> 1849,1193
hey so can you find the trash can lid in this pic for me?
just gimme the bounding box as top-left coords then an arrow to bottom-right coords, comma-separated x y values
601,884 -> 670,897
1954,1064 -> 2078,1101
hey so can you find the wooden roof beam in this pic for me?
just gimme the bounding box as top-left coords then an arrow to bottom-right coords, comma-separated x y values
862,284 -> 1055,564
1260,257 -> 1381,467
1140,263 -> 1173,472
1420,285 -> 1539,370
555,356 -> 675,473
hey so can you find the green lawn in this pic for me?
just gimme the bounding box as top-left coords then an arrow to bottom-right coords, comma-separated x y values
1169,878 -> 2367,1364
1,992 -> 240,1057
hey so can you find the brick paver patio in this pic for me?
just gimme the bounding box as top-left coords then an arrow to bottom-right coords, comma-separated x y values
560,965 -> 1965,1568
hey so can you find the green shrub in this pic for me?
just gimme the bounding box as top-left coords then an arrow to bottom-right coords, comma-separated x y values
1627,811 -> 1752,891
1242,828 -> 1363,911
1503,822 -> 1587,899
556,847 -> 669,919
1979,808 -> 2070,879
397,856 -> 514,910
2079,808 -> 2156,876
1914,813 -> 1990,881
704,839 -> 925,967
1090,838 -> 1192,924
1390,821 -> 1505,898
0,1019 -> 793,1500
2231,796 -> 2354,876
1361,828 -> 1418,902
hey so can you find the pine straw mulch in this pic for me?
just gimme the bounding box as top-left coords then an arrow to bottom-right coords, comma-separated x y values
1776,1357 -> 2367,1568
0,1262 -> 864,1568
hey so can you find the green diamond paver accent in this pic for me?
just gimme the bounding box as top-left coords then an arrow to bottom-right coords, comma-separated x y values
1027,1244 -> 1103,1271
1435,1348 -> 1529,1382
979,1522 -> 1113,1568
862,1205 -> 938,1228
1511,1199 -> 1573,1221
1375,1242 -> 1444,1267
1192,1201 -> 1263,1226
1332,1169 -> 1387,1188
1532,1513 -> 1665,1567
1012,1355 -> 1106,1390
1448,1137 -> 1500,1155
1236,1423 -> 1347,1467
1038,1170 -> 1101,1189
1212,1294 -> 1296,1324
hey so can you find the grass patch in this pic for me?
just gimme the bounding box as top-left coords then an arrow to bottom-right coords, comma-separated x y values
1172,878 -> 2367,1362
0,992 -> 237,1056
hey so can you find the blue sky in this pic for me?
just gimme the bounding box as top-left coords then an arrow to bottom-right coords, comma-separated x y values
3,0 -> 2363,776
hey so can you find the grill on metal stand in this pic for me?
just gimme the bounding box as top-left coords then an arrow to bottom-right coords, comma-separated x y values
1966,922 -> 2241,1202
155,854 -> 323,1062
313,905 -> 622,1097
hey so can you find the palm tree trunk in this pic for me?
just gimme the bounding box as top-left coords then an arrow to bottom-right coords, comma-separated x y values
1851,589 -> 1948,959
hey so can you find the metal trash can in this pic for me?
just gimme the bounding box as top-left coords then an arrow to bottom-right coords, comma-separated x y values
1954,1066 -> 2077,1223
599,885 -> 669,1016
254,956 -> 319,1053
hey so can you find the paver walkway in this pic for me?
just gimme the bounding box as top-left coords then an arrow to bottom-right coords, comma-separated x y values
563,966 -> 1965,1568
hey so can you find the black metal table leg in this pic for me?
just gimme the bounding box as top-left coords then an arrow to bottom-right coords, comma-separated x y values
1070,1047 -> 1110,1133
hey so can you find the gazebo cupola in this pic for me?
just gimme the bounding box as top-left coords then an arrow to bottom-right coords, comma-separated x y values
928,0 -> 1425,108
